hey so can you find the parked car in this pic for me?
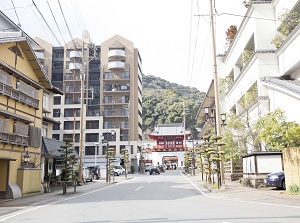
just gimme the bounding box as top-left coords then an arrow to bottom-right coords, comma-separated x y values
82,167 -> 93,183
113,166 -> 125,176
158,165 -> 165,172
149,166 -> 160,175
264,171 -> 285,189
88,166 -> 101,180
145,165 -> 152,172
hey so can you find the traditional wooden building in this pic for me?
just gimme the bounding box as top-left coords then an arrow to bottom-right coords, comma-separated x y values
0,30 -> 58,198
148,123 -> 190,168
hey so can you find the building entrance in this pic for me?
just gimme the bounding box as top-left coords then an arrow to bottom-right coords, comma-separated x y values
162,156 -> 178,170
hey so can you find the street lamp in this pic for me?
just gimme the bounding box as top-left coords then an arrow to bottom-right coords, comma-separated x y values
94,142 -> 99,167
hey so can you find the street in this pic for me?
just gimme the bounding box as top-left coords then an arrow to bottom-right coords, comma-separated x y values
0,170 -> 299,223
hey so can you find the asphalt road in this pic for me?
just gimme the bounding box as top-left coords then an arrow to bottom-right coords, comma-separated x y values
0,170 -> 300,223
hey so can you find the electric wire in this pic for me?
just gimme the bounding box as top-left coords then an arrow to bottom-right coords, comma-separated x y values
10,0 -> 21,26
31,0 -> 61,45
188,0 -> 201,88
58,0 -> 77,48
46,0 -> 66,46
71,0 -> 86,32
186,0 -> 193,87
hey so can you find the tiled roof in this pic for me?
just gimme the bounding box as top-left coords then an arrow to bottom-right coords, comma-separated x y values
260,77 -> 300,96
150,123 -> 191,136
42,137 -> 79,159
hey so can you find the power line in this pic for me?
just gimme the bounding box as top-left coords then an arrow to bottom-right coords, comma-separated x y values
46,0 -> 66,45
31,0 -> 62,45
58,0 -> 77,48
188,0 -> 201,88
10,0 -> 21,27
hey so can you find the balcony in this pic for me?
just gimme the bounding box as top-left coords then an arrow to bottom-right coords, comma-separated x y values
70,51 -> 82,59
0,132 -> 29,147
0,82 -> 39,109
108,61 -> 125,70
108,49 -> 125,58
69,62 -> 82,71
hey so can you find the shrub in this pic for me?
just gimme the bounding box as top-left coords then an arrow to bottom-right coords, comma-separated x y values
288,184 -> 300,194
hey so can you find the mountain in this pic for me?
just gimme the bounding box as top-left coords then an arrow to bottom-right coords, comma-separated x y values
142,74 -> 206,139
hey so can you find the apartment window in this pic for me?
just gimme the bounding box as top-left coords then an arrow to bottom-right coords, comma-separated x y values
85,133 -> 99,142
52,134 -> 59,140
64,108 -> 80,117
121,120 -> 128,128
104,121 -> 113,129
86,121 -> 99,129
53,109 -> 60,117
64,121 -> 80,130
54,96 -> 61,105
121,71 -> 129,79
63,134 -> 79,142
104,96 -> 112,103
53,50 -> 64,58
104,72 -> 113,79
53,123 -> 60,130
65,96 -> 73,104
74,146 -> 79,155
85,146 -> 96,155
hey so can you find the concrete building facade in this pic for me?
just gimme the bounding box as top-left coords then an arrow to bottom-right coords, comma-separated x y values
35,33 -> 143,172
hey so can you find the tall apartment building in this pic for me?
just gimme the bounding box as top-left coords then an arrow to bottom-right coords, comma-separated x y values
35,32 -> 143,171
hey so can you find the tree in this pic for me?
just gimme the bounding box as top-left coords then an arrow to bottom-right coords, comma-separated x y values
57,138 -> 77,195
255,108 -> 300,151
200,135 -> 224,188
271,9 -> 300,49
106,147 -> 116,183
121,147 -> 130,179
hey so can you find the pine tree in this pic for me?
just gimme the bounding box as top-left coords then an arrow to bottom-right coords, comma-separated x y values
57,138 -> 78,194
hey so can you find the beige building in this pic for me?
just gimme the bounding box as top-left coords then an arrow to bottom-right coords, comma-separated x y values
35,33 -> 143,173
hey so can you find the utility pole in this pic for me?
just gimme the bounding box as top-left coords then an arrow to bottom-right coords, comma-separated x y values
183,102 -> 187,152
209,0 -> 225,185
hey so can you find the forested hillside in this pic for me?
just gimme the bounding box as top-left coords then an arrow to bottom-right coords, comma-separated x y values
142,74 -> 206,139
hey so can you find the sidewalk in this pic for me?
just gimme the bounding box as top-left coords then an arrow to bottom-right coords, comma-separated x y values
187,175 -> 300,207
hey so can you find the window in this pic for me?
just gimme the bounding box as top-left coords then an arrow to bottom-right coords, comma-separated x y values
85,146 -> 96,155
53,109 -> 60,117
121,120 -> 128,128
63,134 -> 79,142
54,96 -> 61,105
64,121 -> 80,130
86,121 -> 99,129
104,72 -> 113,79
121,71 -> 129,79
104,96 -> 112,103
104,121 -> 112,129
64,108 -> 80,117
52,134 -> 59,140
85,133 -> 99,142
53,123 -> 60,130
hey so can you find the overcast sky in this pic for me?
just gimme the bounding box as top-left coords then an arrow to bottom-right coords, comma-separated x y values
0,0 -> 247,92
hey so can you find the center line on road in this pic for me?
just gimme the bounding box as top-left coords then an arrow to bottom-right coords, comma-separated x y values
135,186 -> 143,191
148,180 -> 152,183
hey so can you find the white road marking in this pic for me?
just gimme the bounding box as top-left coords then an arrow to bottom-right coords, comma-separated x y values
0,179 -> 130,222
135,186 -> 143,191
148,180 -> 153,183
